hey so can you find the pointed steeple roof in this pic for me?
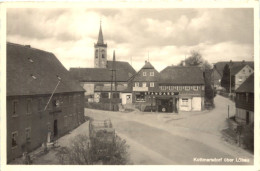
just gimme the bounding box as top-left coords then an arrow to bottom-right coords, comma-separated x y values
97,23 -> 104,45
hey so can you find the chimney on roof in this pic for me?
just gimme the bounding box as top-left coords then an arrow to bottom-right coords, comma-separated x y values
25,45 -> 31,48
145,60 -> 147,64
242,60 -> 245,65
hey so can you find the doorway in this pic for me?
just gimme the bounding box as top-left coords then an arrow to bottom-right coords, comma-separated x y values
54,120 -> 58,137
158,98 -> 173,113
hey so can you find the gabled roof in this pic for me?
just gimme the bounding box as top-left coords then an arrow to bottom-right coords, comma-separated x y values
214,61 -> 254,77
236,74 -> 254,93
69,61 -> 136,82
107,60 -> 136,75
142,61 -> 155,69
7,42 -> 85,96
230,65 -> 247,75
132,61 -> 159,82
159,66 -> 205,85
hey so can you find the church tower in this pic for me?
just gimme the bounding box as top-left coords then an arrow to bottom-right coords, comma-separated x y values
94,22 -> 107,68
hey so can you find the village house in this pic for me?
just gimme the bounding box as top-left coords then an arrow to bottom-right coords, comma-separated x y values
131,61 -> 160,111
7,42 -> 85,163
235,74 -> 254,125
69,24 -> 136,104
158,66 -> 205,112
230,64 -> 254,90
214,61 -> 254,92
131,64 -> 205,113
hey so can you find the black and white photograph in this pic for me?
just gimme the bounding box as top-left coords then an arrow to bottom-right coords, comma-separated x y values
1,2 -> 258,168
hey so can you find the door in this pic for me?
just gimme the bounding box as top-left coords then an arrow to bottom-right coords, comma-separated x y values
126,95 -> 132,104
54,120 -> 58,137
246,111 -> 250,124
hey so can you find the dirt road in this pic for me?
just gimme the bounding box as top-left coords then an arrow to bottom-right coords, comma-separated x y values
85,95 -> 253,165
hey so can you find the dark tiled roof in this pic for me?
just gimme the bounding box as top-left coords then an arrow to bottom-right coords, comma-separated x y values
142,61 -> 155,69
230,65 -> 246,75
132,61 -> 159,82
214,61 -> 254,77
70,61 -> 136,82
236,74 -> 254,93
159,66 -> 205,85
107,60 -> 136,75
7,42 -> 85,96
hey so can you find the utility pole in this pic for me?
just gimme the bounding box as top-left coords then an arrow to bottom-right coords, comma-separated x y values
110,50 -> 117,111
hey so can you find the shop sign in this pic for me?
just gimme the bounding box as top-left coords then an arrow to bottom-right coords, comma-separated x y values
133,87 -> 148,92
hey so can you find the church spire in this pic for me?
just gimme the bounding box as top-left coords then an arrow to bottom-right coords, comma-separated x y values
97,20 -> 104,45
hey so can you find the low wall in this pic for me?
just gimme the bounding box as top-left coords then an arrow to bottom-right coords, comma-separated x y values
85,102 -> 119,111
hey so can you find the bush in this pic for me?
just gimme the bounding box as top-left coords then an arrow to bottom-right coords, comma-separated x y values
56,134 -> 130,165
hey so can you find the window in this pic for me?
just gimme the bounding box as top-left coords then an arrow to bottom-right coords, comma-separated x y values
101,92 -> 109,98
179,86 -> 182,91
185,86 -> 190,91
150,82 -> 154,87
246,93 -> 249,102
150,72 -> 154,76
52,99 -> 60,108
113,93 -> 120,98
182,98 -> 188,106
238,76 -> 243,82
12,131 -> 18,148
201,86 -> 205,90
249,69 -> 251,73
193,86 -> 198,91
135,82 -> 139,87
95,50 -> 98,58
143,72 -> 147,76
136,92 -> 146,102
26,99 -> 32,115
142,82 -> 147,87
25,128 -> 31,142
102,54 -> 105,58
12,100 -> 18,117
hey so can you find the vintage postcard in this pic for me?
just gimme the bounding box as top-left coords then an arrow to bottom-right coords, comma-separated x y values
0,1 -> 259,171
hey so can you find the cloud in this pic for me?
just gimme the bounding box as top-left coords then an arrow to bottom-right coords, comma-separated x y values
7,8 -> 254,72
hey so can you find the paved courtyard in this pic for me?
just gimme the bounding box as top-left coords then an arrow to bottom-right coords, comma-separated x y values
31,95 -> 253,165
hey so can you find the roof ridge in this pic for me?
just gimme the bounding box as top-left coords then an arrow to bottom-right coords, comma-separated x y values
7,42 -> 52,55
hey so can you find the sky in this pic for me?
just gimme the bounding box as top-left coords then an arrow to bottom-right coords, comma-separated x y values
7,8 -> 254,71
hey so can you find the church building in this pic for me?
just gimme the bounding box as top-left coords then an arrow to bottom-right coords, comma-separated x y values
70,23 -> 136,105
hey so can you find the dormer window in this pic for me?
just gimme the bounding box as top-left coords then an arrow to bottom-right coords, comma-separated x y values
28,58 -> 34,63
31,74 -> 36,79
57,75 -> 61,80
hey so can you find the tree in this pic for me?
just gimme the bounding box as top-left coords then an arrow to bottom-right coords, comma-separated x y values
179,50 -> 212,71
221,64 -> 231,92
56,134 -> 130,165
